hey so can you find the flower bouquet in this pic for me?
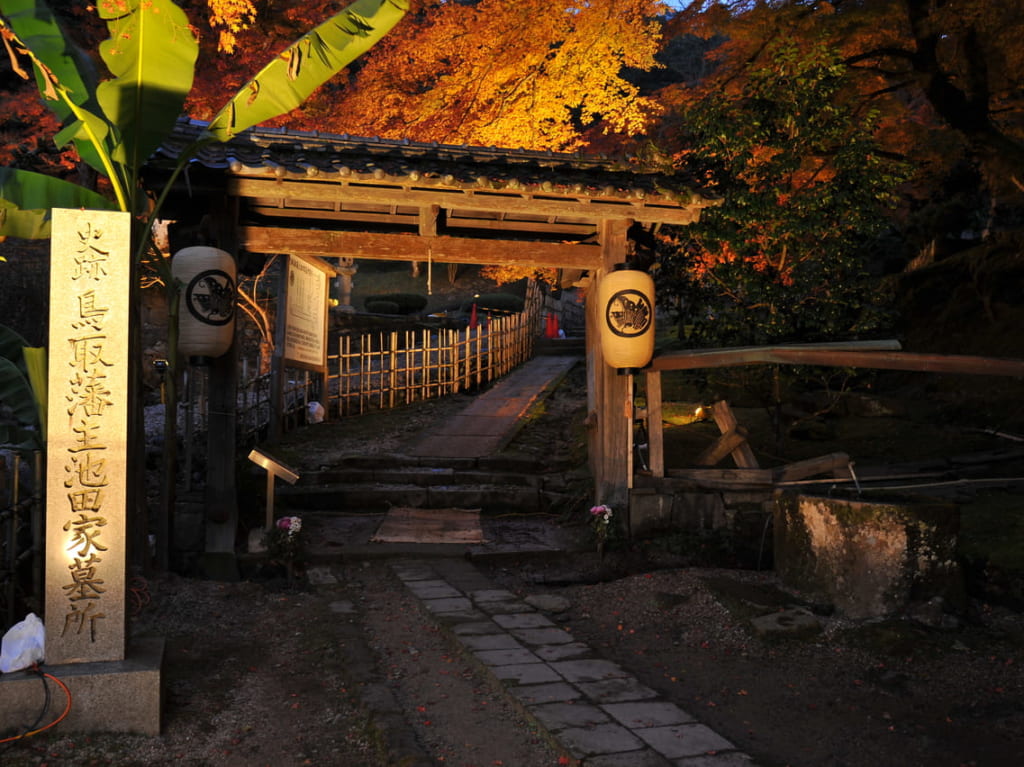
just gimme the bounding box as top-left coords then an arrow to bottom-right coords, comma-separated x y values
262,515 -> 305,578
590,504 -> 614,555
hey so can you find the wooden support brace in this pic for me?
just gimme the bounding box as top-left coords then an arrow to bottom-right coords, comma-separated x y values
710,400 -> 760,469
695,426 -> 750,466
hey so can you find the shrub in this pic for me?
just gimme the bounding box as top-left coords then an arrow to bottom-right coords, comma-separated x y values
364,299 -> 400,315
364,293 -> 428,314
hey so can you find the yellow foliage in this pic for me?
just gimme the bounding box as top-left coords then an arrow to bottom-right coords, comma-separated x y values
480,265 -> 558,286
207,0 -> 256,54
329,0 -> 665,152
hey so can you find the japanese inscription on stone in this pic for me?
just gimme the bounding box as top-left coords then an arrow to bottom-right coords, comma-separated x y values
45,209 -> 131,665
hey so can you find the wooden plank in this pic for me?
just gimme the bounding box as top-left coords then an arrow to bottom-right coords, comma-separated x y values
773,452 -> 851,483
664,467 -> 775,489
240,226 -> 602,269
650,341 -> 1024,377
695,426 -> 750,467
710,400 -> 760,469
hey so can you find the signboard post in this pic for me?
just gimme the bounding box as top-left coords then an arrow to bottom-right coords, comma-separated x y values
269,254 -> 332,441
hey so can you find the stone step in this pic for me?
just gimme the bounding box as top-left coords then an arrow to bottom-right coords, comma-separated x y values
279,449 -> 587,515
301,465 -> 579,493
278,480 -> 573,515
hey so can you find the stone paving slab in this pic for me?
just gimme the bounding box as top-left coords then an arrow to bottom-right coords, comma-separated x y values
458,633 -> 523,651
474,647 -> 541,666
530,701 -> 611,730
635,724 -> 737,760
390,558 -> 760,766
603,701 -> 696,728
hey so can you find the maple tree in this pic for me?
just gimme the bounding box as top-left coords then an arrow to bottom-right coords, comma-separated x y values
654,0 -> 1024,249
655,38 -> 907,348
183,0 -> 668,152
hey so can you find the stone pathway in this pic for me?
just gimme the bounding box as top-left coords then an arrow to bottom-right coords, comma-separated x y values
390,558 -> 758,766
405,354 -> 580,458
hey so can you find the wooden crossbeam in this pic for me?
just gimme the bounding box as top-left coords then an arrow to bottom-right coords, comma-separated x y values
650,340 -> 1024,377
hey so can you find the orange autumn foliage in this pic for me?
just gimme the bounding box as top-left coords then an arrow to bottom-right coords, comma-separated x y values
183,0 -> 666,152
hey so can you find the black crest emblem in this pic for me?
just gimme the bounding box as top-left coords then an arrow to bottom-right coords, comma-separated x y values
185,269 -> 235,326
605,289 -> 652,338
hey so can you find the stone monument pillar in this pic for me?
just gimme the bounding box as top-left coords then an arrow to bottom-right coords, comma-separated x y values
45,209 -> 132,664
0,209 -> 163,735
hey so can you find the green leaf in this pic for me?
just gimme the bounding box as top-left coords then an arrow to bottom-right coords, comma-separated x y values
0,324 -> 30,367
54,108 -> 111,152
0,0 -> 107,173
0,357 -> 38,428
23,346 -> 46,439
96,0 -> 198,176
0,168 -> 115,239
207,0 -> 408,141
0,200 -> 51,239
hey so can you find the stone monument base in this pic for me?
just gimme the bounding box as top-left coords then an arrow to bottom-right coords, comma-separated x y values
0,637 -> 163,736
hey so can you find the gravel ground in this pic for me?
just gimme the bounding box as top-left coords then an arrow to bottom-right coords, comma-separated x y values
483,552 -> 1024,767
4,553 -> 1021,767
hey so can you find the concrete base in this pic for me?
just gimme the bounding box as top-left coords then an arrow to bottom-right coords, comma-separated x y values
0,636 -> 164,736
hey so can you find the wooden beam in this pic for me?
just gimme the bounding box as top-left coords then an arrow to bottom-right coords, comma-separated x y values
240,226 -> 603,269
247,204 -> 597,236
645,371 -> 665,478
695,426 -> 751,467
651,342 -> 1024,377
710,400 -> 760,469
650,340 -> 903,371
230,177 -> 704,226
663,467 -> 775,490
773,452 -> 851,483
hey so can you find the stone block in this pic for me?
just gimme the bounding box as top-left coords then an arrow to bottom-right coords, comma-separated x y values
774,492 -> 965,619
0,637 -> 163,735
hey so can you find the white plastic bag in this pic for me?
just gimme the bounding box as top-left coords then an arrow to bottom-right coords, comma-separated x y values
0,612 -> 45,673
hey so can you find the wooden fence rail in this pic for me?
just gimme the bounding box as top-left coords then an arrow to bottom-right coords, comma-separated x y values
328,310 -> 538,417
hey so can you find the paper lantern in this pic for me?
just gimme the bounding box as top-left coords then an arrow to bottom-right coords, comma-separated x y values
173,246 -> 236,363
598,264 -> 655,373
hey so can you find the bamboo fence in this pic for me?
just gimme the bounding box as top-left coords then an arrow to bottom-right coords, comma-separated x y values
328,309 -> 538,417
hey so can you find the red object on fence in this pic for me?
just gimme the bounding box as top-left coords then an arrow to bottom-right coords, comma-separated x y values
469,303 -> 478,329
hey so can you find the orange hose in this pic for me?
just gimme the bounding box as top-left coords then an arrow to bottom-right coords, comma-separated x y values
0,669 -> 72,744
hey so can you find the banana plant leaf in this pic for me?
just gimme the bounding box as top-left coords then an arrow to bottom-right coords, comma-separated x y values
23,346 -> 46,439
0,357 -> 38,428
0,168 -> 115,239
0,0 -> 107,174
206,0 -> 408,141
0,324 -> 30,366
95,0 -> 198,178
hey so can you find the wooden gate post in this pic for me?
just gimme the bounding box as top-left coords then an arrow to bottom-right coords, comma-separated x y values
586,219 -> 633,512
